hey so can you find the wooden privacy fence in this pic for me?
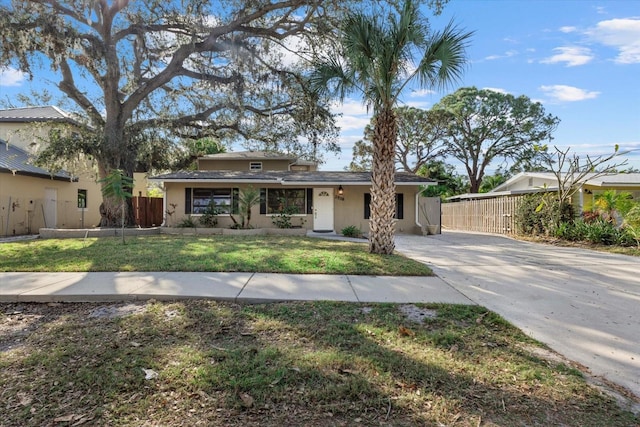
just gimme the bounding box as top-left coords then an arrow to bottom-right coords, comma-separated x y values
132,196 -> 163,228
441,196 -> 526,235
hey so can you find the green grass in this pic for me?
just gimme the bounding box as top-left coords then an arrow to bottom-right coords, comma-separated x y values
0,235 -> 432,275
1,300 -> 637,426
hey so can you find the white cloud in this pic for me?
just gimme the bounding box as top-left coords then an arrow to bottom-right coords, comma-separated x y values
482,87 -> 509,94
403,100 -> 432,109
409,88 -> 435,97
0,67 -> 26,87
559,26 -> 578,33
587,18 -> 640,64
541,46 -> 594,66
539,85 -> 600,102
484,50 -> 518,61
330,98 -> 371,131
330,98 -> 369,117
335,115 -> 371,131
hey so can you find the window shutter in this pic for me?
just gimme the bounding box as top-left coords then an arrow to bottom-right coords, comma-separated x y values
364,193 -> 371,219
396,193 -> 404,219
185,188 -> 192,214
260,188 -> 266,214
364,193 -> 402,219
306,188 -> 313,214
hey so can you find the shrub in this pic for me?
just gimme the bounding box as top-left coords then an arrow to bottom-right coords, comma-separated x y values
623,203 -> 640,247
271,206 -> 299,229
341,225 -> 362,238
584,220 -> 617,245
614,228 -> 636,247
176,216 -> 197,228
515,194 -> 547,235
516,193 -> 576,236
581,211 -> 601,223
199,203 -> 219,227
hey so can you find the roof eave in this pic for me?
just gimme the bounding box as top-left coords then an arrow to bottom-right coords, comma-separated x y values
0,169 -> 77,182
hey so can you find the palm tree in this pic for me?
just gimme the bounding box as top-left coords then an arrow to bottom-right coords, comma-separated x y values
594,189 -> 633,225
310,0 -> 471,254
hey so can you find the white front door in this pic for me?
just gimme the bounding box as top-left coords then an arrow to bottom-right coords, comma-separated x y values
44,187 -> 57,228
313,188 -> 334,231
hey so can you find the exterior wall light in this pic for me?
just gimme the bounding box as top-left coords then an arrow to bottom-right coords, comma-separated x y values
338,185 -> 344,196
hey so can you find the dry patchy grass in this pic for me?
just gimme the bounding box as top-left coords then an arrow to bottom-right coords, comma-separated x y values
1,301 -> 637,426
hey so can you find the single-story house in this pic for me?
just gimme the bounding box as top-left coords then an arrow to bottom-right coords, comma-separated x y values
151,151 -> 437,234
448,172 -> 640,212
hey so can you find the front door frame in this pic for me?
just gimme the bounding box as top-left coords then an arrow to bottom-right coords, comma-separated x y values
313,187 -> 334,231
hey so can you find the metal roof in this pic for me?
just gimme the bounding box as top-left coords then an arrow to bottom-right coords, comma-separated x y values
150,170 -> 434,186
0,139 -> 76,181
0,106 -> 78,123
491,172 -> 640,193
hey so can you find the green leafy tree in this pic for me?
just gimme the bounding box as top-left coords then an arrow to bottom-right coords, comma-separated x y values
434,87 -> 560,193
311,0 -> 472,254
173,138 -> 226,171
348,107 -> 449,173
348,137 -> 374,172
418,160 -> 469,198
0,0 -> 343,226
479,173 -> 508,193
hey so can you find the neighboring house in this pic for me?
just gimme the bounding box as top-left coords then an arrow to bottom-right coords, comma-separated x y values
448,172 -> 640,212
0,138 -> 87,234
442,171 -> 640,234
151,151 -> 436,234
0,106 -> 100,233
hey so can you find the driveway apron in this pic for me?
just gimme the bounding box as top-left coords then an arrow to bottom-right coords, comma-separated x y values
395,231 -> 640,399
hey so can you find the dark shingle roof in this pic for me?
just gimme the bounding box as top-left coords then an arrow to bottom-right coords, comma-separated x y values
0,139 -> 75,181
150,170 -> 433,185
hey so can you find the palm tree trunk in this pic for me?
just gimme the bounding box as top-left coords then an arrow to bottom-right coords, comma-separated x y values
369,107 -> 397,255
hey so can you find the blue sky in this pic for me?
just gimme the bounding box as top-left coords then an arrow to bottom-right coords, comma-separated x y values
325,0 -> 640,172
0,0 -> 638,174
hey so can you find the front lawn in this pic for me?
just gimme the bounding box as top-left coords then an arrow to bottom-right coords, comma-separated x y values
0,235 -> 432,276
1,300 -> 637,426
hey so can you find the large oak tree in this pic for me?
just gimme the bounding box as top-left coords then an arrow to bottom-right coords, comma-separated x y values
434,87 -> 560,193
0,0 -> 342,226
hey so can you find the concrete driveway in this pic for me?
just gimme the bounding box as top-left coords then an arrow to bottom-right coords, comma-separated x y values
396,231 -> 640,400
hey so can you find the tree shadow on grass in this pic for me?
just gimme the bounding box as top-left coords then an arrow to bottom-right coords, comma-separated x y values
1,301 -> 636,426
231,301 -> 637,426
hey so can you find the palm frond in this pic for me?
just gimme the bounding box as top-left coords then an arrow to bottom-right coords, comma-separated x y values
415,20 -> 474,92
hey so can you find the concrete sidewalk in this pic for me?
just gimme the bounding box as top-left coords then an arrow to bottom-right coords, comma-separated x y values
0,271 -> 474,305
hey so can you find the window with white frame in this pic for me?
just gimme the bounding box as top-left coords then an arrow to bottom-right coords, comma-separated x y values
250,162 -> 262,171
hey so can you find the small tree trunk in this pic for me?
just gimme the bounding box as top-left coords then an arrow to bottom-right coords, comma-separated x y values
369,108 -> 397,255
97,163 -> 136,227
